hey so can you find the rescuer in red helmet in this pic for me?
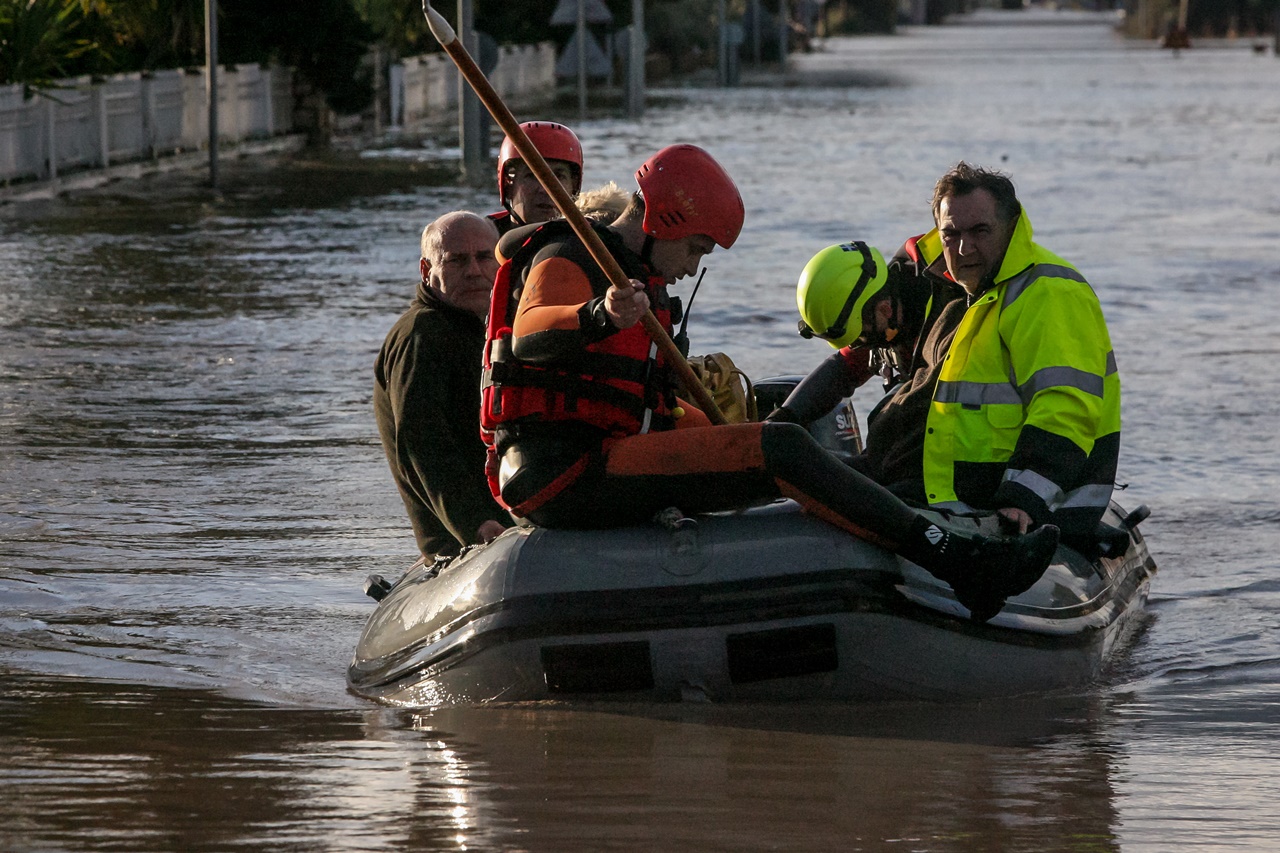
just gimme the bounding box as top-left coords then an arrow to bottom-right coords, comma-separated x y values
489,121 -> 583,236
479,144 -> 1058,622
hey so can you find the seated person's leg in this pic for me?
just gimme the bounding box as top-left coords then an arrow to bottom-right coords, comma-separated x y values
516,425 -> 780,528
760,421 -> 919,545
602,423 -> 781,514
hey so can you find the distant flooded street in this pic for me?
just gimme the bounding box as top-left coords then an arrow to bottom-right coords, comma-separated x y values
4,9 -> 1280,850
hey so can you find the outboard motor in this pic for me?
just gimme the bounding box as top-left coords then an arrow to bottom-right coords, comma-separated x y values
753,375 -> 863,465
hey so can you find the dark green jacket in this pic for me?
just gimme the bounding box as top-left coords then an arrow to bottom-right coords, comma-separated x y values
374,283 -> 509,559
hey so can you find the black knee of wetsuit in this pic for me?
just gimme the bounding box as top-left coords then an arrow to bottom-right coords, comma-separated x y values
759,421 -> 919,541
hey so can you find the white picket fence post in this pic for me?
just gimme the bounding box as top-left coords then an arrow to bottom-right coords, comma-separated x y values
389,42 -> 556,134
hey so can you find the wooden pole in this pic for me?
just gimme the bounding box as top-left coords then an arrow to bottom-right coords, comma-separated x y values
422,2 -> 727,425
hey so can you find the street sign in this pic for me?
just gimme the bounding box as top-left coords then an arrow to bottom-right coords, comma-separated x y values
550,0 -> 613,26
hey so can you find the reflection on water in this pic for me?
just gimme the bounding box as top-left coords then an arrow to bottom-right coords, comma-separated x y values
1,676 -> 1125,851
4,8 -> 1280,851
412,699 -> 1123,851
9,674 -> 1276,849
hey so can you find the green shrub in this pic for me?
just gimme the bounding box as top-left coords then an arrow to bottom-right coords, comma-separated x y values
0,0 -> 97,90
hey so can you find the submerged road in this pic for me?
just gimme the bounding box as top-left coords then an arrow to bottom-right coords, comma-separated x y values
3,9 -> 1280,851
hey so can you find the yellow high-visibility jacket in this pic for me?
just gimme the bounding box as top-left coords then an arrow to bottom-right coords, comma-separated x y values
919,211 -> 1121,539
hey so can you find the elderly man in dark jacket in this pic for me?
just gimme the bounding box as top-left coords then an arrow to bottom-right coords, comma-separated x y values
374,211 -> 510,560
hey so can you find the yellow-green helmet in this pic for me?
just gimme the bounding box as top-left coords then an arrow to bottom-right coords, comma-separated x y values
795,241 -> 889,349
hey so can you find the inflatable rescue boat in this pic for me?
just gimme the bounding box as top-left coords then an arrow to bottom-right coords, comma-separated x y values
348,379 -> 1157,707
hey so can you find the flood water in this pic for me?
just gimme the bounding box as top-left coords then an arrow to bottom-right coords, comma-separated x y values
4,8 -> 1280,851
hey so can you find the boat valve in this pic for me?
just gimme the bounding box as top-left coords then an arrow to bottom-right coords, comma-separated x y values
363,573 -> 393,602
653,506 -> 698,532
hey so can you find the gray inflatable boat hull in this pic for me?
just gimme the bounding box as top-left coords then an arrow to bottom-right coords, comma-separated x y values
348,499 -> 1157,707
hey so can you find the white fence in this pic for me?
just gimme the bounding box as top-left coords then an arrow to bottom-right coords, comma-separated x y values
1,65 -> 293,185
1,43 -> 555,186
391,43 -> 556,129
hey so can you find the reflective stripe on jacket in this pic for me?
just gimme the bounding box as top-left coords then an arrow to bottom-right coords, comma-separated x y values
920,212 -> 1121,538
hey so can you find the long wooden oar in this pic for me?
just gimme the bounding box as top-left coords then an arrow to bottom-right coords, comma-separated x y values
421,2 -> 727,425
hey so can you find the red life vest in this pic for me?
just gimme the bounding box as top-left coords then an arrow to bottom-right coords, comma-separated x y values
480,223 -> 679,455
487,209 -> 520,237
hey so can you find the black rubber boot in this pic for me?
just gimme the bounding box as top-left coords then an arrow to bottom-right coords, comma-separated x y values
902,518 -> 1061,623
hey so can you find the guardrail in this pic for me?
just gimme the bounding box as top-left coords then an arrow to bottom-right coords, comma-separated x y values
1,65 -> 292,185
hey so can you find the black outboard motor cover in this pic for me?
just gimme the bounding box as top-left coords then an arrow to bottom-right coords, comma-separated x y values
753,375 -> 862,464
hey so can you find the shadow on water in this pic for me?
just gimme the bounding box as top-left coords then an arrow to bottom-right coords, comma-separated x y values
535,691 -> 1112,748
0,674 -> 1126,852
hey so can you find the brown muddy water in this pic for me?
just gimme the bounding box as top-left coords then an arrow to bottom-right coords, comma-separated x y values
4,9 -> 1280,851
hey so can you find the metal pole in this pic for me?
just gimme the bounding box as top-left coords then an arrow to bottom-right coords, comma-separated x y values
45,97 -> 57,180
577,0 -> 587,121
95,88 -> 109,168
205,0 -> 218,189
458,0 -> 485,184
627,0 -> 645,118
751,0 -> 761,66
372,44 -> 383,138
718,0 -> 727,86
778,0 -> 788,68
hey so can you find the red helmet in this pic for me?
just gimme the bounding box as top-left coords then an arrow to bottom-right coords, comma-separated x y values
634,144 -> 744,249
497,121 -> 583,205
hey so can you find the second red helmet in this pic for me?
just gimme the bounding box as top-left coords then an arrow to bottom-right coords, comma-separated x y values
497,121 -> 584,205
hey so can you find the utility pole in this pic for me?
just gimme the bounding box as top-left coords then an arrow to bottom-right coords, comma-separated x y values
627,0 -> 645,117
718,0 -> 728,86
205,0 -> 218,189
751,0 -> 762,66
458,0 -> 486,185
778,0 -> 789,69
577,0 -> 587,121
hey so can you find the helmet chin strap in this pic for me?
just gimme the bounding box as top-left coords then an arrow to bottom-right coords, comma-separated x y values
501,172 -> 525,225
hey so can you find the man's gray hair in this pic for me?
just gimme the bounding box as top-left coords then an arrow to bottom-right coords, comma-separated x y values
420,211 -> 498,263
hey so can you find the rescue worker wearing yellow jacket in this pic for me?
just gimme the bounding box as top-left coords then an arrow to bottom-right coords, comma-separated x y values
922,162 -> 1120,543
